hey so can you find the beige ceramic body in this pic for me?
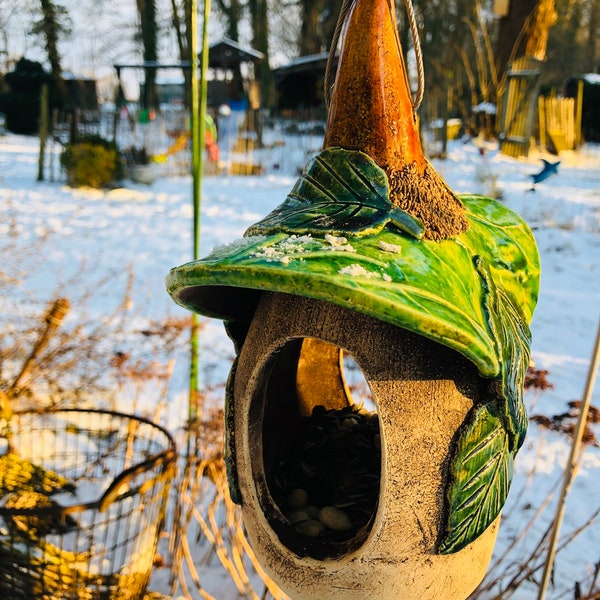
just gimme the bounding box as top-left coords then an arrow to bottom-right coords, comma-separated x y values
232,292 -> 499,600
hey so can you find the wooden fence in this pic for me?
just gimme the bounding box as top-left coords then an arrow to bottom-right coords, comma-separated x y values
538,80 -> 583,153
498,56 -> 543,158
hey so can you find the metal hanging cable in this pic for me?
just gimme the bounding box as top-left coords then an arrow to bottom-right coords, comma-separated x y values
324,0 -> 425,112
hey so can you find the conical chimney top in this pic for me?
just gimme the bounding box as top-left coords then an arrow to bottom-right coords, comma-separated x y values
324,0 -> 468,240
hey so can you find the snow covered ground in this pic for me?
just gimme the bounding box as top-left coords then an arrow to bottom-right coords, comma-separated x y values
1,129 -> 599,599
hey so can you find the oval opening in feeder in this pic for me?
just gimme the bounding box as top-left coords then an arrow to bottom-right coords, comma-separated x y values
247,336 -> 381,560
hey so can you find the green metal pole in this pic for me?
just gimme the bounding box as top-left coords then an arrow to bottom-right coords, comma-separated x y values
188,0 -> 211,423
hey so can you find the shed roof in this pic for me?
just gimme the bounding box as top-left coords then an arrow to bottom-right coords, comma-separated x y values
114,38 -> 264,72
206,38 -> 264,69
273,52 -> 336,79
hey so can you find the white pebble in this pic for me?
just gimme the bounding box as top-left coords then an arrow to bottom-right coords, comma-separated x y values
318,506 -> 353,531
296,519 -> 325,537
287,488 -> 309,509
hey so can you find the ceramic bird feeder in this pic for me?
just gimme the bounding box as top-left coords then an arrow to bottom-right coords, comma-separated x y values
166,0 -> 540,597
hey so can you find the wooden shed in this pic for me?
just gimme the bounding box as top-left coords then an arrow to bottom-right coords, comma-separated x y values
273,53 -> 338,112
565,74 -> 600,143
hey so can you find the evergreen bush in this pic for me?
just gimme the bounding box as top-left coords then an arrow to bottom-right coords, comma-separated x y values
60,135 -> 123,188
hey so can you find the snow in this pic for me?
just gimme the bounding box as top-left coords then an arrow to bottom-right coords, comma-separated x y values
377,240 -> 403,254
582,73 -> 600,85
1,131 -> 599,599
472,102 -> 498,115
338,263 -> 387,279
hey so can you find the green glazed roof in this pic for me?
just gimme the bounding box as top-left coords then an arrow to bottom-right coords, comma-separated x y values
167,149 -> 539,381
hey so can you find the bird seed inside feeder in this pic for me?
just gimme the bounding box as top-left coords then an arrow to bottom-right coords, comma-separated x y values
269,404 -> 381,543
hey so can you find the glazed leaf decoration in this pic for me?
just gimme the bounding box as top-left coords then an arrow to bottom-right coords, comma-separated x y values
440,404 -> 512,554
247,147 -> 424,240
475,256 -> 531,449
440,255 -> 532,554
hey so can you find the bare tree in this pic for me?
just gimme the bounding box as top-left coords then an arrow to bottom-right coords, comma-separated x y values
543,0 -> 585,84
31,0 -> 71,81
524,0 -> 559,60
495,0 -> 557,78
0,1 -> 32,72
136,0 -> 159,109
298,0 -> 340,55
403,0 -> 480,151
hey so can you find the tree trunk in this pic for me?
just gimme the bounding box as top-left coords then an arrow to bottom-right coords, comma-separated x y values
224,0 -> 242,40
249,0 -> 273,108
37,0 -> 67,110
495,0 -> 538,77
299,0 -> 324,55
587,0 -> 600,72
38,83 -> 49,182
213,0 -> 245,99
39,0 -> 62,81
136,0 -> 159,110
524,0 -> 558,60
170,0 -> 193,109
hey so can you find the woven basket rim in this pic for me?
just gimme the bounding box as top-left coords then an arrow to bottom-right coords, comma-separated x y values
1,407 -> 177,516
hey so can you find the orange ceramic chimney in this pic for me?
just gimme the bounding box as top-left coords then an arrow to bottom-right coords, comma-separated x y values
324,0 -> 468,240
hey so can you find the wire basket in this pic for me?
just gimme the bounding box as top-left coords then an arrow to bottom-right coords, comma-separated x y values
0,408 -> 176,600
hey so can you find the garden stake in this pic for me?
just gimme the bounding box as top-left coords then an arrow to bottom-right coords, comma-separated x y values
538,317 -> 600,600
167,0 -> 541,597
188,0 -> 211,422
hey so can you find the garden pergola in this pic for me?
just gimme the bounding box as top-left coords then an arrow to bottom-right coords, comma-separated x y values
113,38 -> 264,109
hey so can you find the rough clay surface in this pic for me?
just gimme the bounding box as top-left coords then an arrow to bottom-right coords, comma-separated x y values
233,292 -> 499,600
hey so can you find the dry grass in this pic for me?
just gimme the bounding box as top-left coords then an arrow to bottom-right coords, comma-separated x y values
468,367 -> 600,600
1,215 -> 286,598
166,415 -> 289,600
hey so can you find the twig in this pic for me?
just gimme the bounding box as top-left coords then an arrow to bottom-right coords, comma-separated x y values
181,527 -> 217,600
7,298 -> 70,400
186,488 -> 250,596
235,526 -> 290,600
539,318 -> 600,600
169,438 -> 202,597
587,562 -> 600,596
491,523 -> 552,599
493,504 -> 600,599
473,481 -> 558,595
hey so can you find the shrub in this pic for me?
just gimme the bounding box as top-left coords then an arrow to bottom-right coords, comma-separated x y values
60,135 -> 123,188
